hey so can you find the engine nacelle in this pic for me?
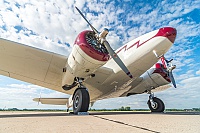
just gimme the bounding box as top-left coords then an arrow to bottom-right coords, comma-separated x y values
142,63 -> 171,90
127,63 -> 171,95
62,31 -> 110,88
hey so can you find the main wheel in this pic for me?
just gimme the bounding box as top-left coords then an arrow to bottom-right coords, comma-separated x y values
73,88 -> 90,114
147,97 -> 165,112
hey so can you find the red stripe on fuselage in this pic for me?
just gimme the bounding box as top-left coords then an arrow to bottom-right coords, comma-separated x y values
115,27 -> 176,54
116,36 -> 154,54
116,41 -> 140,54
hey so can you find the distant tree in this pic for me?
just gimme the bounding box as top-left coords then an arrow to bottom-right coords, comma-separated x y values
192,108 -> 200,111
125,106 -> 131,111
118,106 -> 131,111
119,106 -> 125,111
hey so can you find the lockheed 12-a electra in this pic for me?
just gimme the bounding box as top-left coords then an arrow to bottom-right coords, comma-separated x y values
0,7 -> 177,114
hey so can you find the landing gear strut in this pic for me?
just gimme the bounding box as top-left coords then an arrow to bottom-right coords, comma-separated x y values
72,78 -> 90,115
147,91 -> 165,112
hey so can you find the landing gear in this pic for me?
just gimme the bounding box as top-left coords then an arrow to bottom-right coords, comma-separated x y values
73,88 -> 90,114
147,91 -> 165,112
72,78 -> 90,115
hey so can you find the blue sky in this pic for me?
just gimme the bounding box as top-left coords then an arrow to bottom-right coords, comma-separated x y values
0,0 -> 199,109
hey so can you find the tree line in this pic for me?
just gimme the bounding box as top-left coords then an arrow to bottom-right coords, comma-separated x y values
1,107 -> 200,111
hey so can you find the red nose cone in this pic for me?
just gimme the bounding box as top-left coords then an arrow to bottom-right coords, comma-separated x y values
156,27 -> 177,43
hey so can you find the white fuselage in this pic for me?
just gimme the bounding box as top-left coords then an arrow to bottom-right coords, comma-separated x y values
84,29 -> 174,101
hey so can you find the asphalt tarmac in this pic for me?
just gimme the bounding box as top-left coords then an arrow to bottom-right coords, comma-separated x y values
0,111 -> 199,133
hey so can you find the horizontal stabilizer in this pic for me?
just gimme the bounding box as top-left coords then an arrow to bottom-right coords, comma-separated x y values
33,98 -> 69,105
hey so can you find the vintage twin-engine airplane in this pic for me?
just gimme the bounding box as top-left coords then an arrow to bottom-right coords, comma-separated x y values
0,7 -> 177,114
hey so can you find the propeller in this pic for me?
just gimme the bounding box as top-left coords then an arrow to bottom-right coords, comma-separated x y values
160,56 -> 176,88
75,7 -> 133,79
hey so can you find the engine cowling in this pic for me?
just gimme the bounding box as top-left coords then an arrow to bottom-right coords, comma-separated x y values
127,63 -> 171,95
141,63 -> 171,90
62,31 -> 110,88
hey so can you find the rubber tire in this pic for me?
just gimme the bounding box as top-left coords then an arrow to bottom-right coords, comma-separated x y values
147,97 -> 165,112
73,88 -> 90,115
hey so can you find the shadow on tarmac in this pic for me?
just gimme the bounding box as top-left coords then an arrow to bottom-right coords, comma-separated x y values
0,111 -> 199,118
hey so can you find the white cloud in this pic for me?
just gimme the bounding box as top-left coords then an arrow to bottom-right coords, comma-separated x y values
196,70 -> 200,75
0,83 -> 68,109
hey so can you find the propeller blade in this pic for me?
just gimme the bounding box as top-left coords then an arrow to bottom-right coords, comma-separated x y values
103,41 -> 133,79
168,71 -> 176,88
75,6 -> 99,34
160,56 -> 177,88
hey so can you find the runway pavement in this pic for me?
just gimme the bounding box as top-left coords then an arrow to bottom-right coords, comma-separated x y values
0,111 -> 199,133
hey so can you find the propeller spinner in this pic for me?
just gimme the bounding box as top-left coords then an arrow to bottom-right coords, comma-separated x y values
75,7 -> 133,79
160,56 -> 177,88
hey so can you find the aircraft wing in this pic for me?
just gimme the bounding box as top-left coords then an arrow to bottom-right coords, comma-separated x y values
0,38 -> 67,93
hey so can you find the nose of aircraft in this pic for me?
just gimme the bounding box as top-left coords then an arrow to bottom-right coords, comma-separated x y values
156,27 -> 177,43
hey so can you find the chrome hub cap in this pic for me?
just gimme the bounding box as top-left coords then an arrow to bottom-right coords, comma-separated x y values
74,95 -> 80,109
